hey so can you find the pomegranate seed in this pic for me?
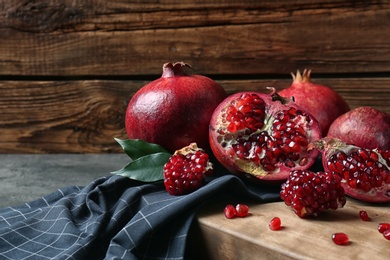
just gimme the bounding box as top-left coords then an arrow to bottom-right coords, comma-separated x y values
383,229 -> 390,240
378,223 -> 390,233
235,204 -> 249,217
332,232 -> 349,245
359,210 -> 370,221
269,217 -> 282,231
224,204 -> 237,219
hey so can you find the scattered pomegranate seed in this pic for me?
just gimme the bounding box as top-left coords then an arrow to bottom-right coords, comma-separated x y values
383,229 -> 390,240
332,232 -> 349,245
269,217 -> 282,231
359,210 -> 370,221
224,204 -> 237,219
378,223 -> 390,233
236,204 -> 249,217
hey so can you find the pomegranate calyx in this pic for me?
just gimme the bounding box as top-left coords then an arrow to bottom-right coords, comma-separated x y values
291,69 -> 312,84
162,61 -> 192,78
269,87 -> 295,105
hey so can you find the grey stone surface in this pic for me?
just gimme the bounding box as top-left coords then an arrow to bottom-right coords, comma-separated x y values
0,154 -> 129,207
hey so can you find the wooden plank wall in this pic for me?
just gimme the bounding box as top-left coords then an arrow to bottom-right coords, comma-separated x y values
0,0 -> 389,153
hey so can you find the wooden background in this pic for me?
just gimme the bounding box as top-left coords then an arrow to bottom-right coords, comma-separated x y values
0,0 -> 389,153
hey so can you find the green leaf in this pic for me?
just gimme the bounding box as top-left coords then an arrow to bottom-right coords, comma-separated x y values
112,152 -> 171,182
114,138 -> 170,160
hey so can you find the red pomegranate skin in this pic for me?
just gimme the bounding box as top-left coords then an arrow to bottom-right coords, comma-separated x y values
125,62 -> 227,153
279,70 -> 350,136
327,106 -> 390,150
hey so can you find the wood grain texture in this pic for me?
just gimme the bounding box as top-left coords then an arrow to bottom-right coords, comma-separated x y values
0,0 -> 389,153
0,0 -> 389,75
0,80 -> 132,153
1,78 -> 389,153
188,199 -> 390,259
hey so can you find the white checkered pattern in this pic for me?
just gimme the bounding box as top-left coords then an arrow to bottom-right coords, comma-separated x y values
0,174 -> 279,259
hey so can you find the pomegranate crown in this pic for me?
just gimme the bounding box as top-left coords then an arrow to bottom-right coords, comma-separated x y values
291,69 -> 312,84
162,62 -> 192,78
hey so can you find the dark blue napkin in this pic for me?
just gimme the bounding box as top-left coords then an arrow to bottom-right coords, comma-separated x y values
0,173 -> 280,259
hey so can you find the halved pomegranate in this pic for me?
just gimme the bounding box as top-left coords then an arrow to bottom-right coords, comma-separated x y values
209,88 -> 321,182
310,138 -> 390,203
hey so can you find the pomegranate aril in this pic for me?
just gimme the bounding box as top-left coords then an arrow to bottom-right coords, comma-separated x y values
224,205 -> 237,219
378,223 -> 390,233
359,210 -> 370,221
332,232 -> 349,245
383,229 -> 390,240
236,204 -> 249,217
269,217 -> 282,231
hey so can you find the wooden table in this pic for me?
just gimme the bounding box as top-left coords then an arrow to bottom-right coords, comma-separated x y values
1,154 -> 390,259
188,197 -> 390,259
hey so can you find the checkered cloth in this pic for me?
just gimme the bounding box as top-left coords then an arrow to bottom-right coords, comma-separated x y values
0,174 -> 280,259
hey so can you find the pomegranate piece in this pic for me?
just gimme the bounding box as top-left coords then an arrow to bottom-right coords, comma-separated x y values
278,69 -> 350,136
163,143 -> 213,195
327,106 -> 390,151
126,62 -> 227,153
209,88 -> 321,182
235,204 -> 249,217
359,210 -> 370,221
269,217 -> 282,231
378,223 -> 390,233
310,138 -> 390,203
280,170 -> 346,218
332,233 -> 349,245
224,204 -> 237,219
383,229 -> 390,240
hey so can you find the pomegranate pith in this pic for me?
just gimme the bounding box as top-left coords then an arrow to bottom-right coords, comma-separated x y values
209,88 -> 321,182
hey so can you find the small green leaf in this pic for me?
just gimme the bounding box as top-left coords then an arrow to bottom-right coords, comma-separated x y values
112,152 -> 171,182
115,138 -> 170,160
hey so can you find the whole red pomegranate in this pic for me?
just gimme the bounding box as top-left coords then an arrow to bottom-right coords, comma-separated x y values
327,106 -> 390,151
125,62 -> 227,153
278,69 -> 350,136
209,88 -> 322,182
310,137 -> 390,203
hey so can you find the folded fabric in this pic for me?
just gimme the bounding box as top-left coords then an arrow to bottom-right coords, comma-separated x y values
0,173 -> 280,259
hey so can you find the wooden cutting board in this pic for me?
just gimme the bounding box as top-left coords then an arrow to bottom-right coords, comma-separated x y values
190,198 -> 390,259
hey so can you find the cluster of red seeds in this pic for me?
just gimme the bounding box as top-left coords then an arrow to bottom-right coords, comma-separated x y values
223,93 -> 266,133
163,148 -> 212,196
280,170 -> 346,218
220,93 -> 312,172
327,149 -> 390,192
